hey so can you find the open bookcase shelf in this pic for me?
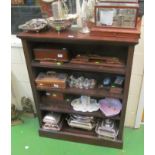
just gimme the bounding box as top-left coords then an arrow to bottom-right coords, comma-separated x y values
17,26 -> 140,149
31,61 -> 126,75
39,122 -> 122,148
39,99 -> 121,120
36,86 -> 124,99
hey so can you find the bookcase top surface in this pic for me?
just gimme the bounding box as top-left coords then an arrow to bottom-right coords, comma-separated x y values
17,18 -> 142,45
17,29 -> 139,44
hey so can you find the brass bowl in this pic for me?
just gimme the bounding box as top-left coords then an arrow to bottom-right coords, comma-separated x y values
47,14 -> 78,32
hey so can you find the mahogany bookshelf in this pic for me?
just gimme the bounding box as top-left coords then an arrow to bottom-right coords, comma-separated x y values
17,23 -> 141,149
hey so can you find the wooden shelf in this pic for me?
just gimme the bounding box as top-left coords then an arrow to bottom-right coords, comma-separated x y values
31,61 -> 126,75
39,123 -> 123,148
39,99 -> 120,120
17,23 -> 140,148
36,86 -> 123,99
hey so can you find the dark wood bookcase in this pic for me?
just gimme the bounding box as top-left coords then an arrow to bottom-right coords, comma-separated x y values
17,24 -> 141,149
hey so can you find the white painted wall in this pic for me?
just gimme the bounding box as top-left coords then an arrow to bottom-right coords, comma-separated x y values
11,35 -> 35,111
134,78 -> 144,128
11,24 -> 144,127
125,22 -> 144,127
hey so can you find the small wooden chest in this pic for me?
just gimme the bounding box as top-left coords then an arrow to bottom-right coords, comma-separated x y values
33,48 -> 69,62
35,72 -> 68,89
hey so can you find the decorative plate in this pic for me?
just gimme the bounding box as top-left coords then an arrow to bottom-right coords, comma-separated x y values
99,98 -> 122,117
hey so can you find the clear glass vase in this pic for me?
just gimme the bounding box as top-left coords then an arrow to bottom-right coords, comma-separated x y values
80,17 -> 90,34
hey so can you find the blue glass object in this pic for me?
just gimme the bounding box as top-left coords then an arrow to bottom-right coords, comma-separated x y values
26,0 -> 35,6
103,78 -> 111,86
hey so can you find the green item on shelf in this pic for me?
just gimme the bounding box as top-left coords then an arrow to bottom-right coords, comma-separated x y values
56,62 -> 62,66
95,61 -> 100,64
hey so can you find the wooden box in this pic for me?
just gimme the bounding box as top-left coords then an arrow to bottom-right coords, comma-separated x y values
45,92 -> 64,101
35,72 -> 68,89
70,55 -> 125,68
110,87 -> 123,94
95,2 -> 139,29
33,48 -> 69,62
11,0 -> 24,5
90,17 -> 141,40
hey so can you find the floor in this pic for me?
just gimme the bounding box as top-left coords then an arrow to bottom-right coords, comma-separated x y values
11,117 -> 144,155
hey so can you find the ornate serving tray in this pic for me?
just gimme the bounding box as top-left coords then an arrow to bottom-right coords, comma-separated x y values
67,114 -> 96,130
18,19 -> 48,32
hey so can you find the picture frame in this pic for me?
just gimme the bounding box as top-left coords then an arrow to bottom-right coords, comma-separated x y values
95,2 -> 139,29
96,0 -> 139,3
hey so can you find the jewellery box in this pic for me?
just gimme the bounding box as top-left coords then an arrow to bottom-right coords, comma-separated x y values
33,48 -> 69,62
35,71 -> 68,89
